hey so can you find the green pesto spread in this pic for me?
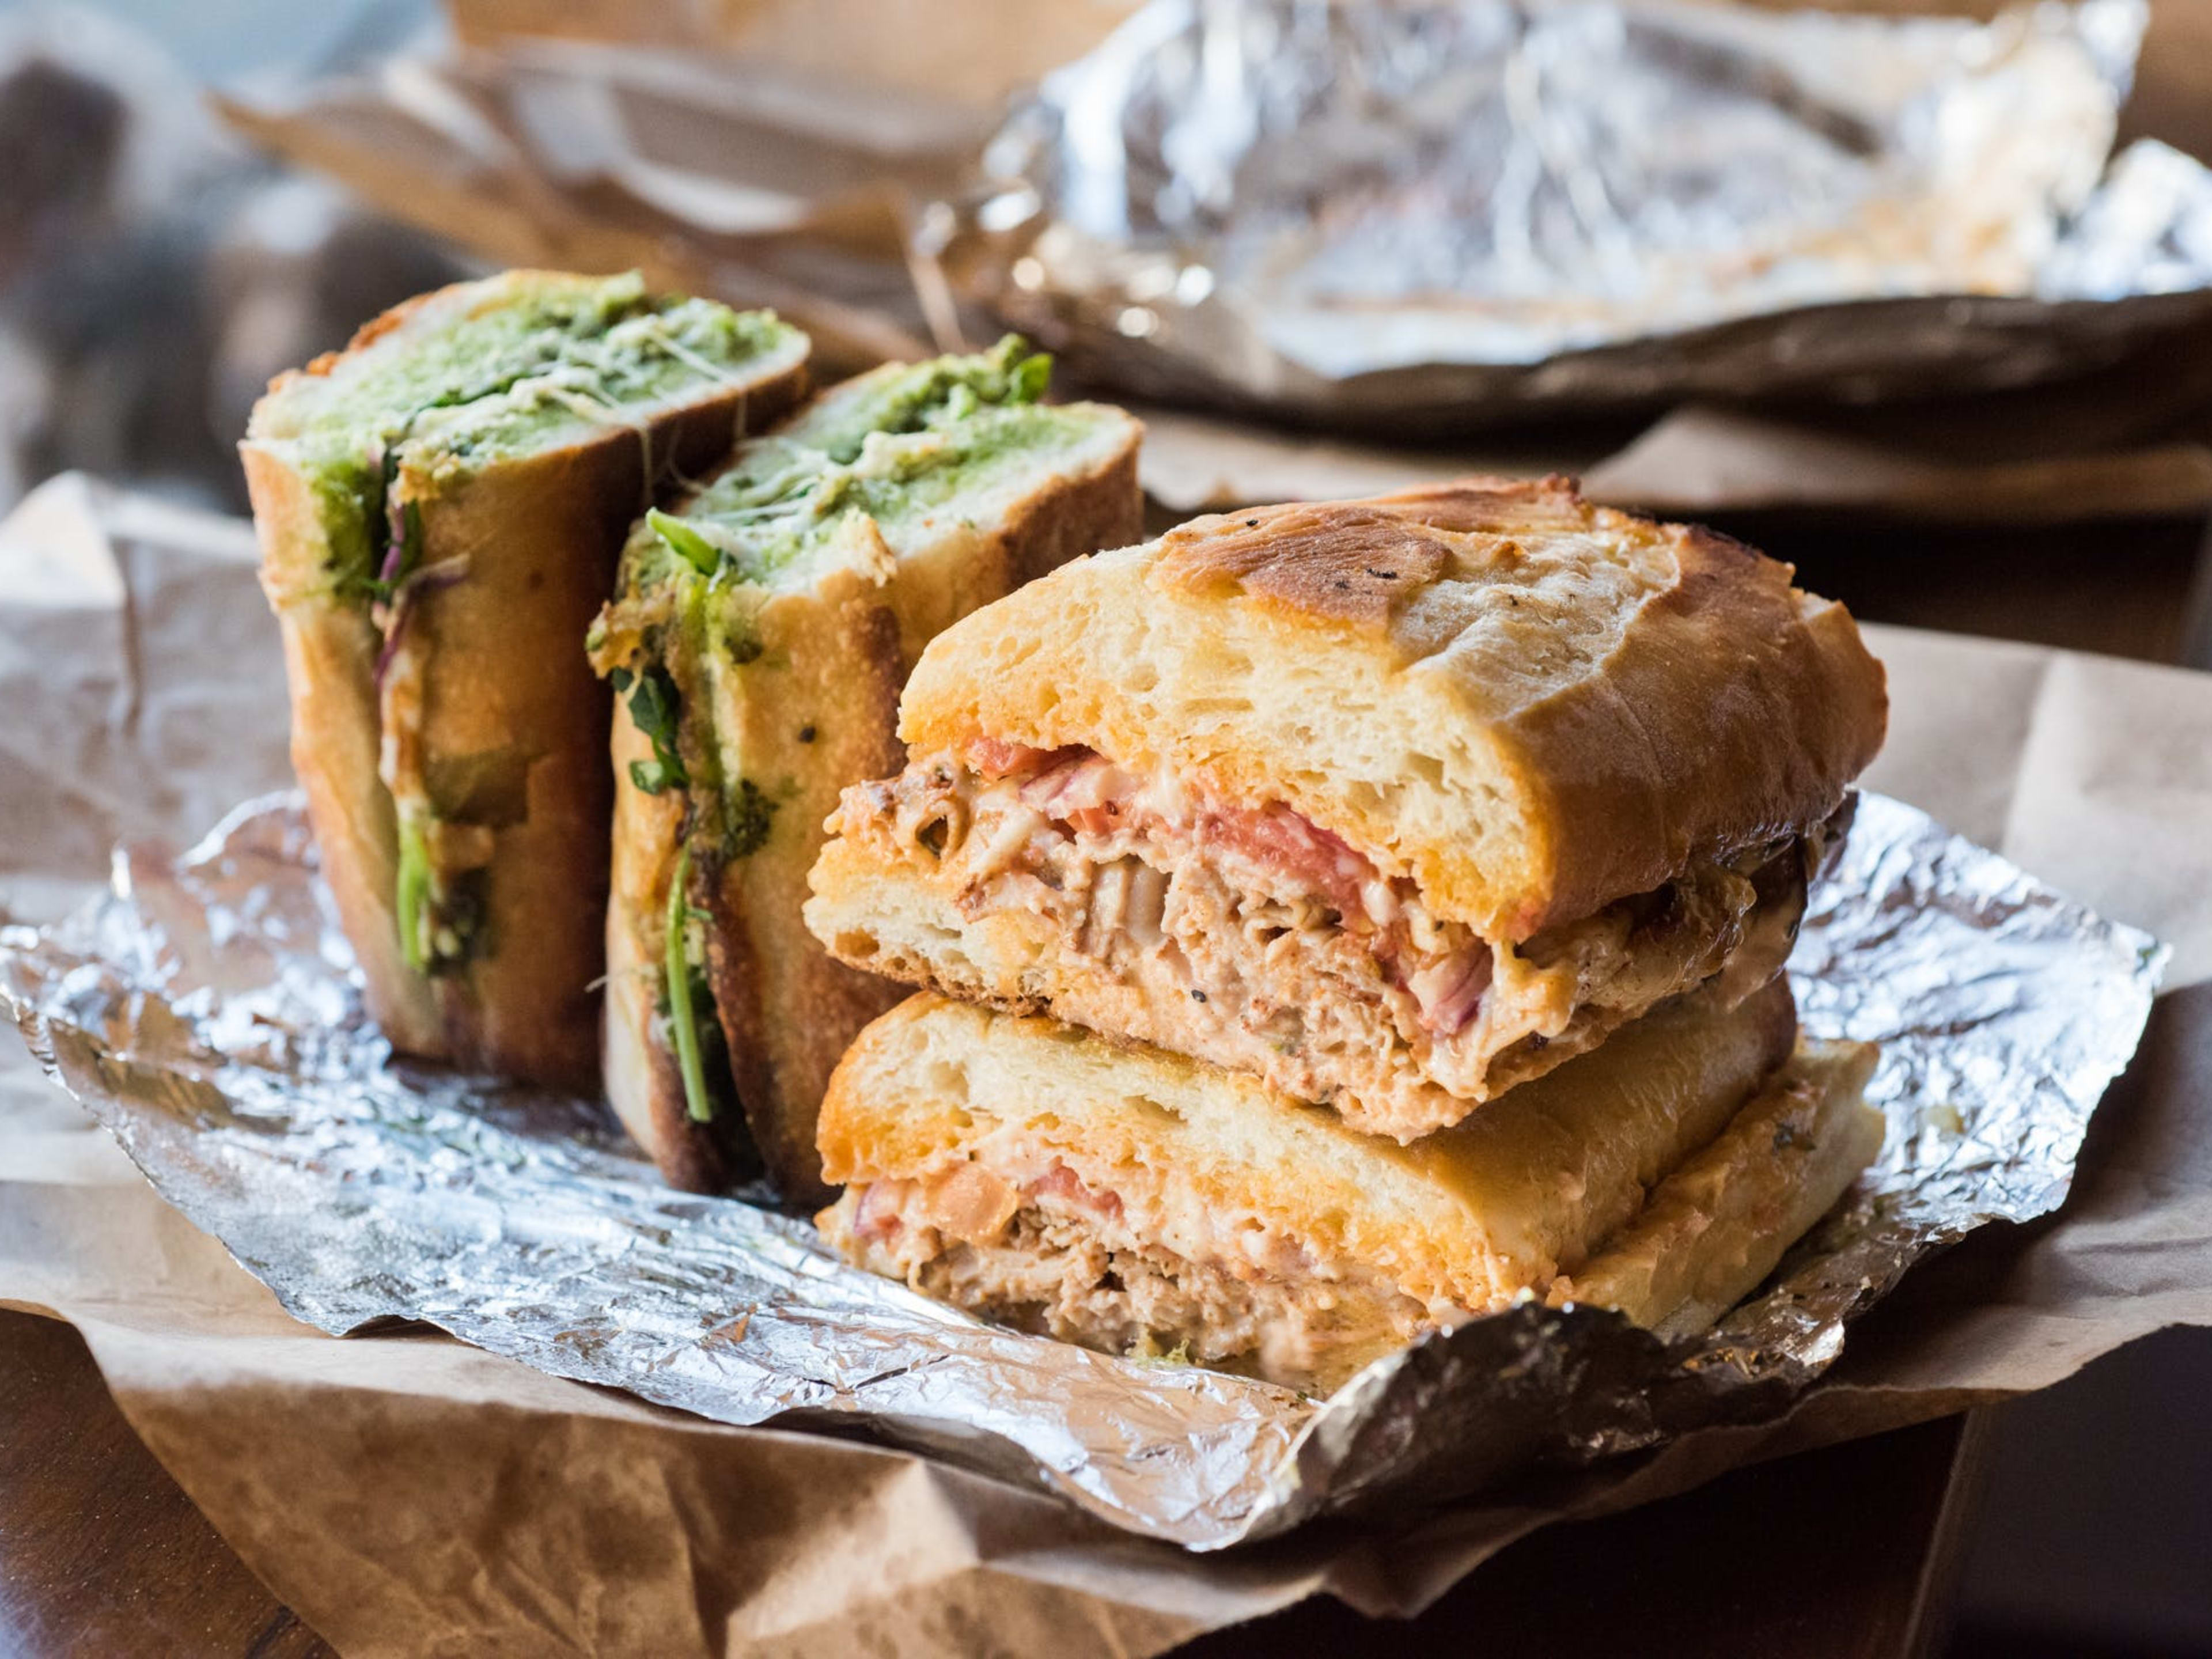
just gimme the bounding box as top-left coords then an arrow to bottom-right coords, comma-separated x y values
624,335 -> 1071,592
253,271 -> 800,601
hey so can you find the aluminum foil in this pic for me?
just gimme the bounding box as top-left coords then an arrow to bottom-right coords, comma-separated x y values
0,790 -> 2162,1547
935,0 -> 2212,424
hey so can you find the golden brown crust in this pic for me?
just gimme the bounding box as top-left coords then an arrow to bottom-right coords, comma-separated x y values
608,407 -> 1144,1196
895,476 -> 1886,940
248,279 -> 809,1089
1493,516 -> 1887,937
1549,1037 -> 1884,1335
702,590 -> 910,1202
1001,437 -> 1149,608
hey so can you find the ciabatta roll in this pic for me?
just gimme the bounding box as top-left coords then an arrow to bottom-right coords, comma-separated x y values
808,478 -> 1885,1139
817,982 -> 1881,1393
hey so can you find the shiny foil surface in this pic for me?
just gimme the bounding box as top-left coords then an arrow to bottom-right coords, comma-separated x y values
0,791 -> 2162,1546
938,0 -> 2212,423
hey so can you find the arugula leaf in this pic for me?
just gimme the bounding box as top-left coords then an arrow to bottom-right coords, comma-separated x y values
395,812 -> 432,975
664,843 -> 716,1124
614,664 -> 688,794
627,757 -> 679,794
1008,348 -> 1052,404
392,499 -> 425,586
647,507 -> 722,577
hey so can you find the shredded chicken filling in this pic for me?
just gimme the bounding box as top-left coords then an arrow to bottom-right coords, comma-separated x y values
838,742 -> 1815,1118
826,1162 -> 1442,1389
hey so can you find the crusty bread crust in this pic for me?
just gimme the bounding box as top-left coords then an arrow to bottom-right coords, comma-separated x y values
702,582 -> 910,1200
606,410 -> 1144,1196
818,979 -> 1798,1313
247,273 -> 809,1089
895,477 -> 1887,941
1549,1038 -> 1884,1336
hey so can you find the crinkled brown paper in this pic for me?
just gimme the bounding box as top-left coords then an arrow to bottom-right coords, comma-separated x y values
3,475 -> 2211,1656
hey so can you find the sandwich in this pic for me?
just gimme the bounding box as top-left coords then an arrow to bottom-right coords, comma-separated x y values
806,477 -> 1887,1141
817,983 -> 1883,1393
245,270 -> 809,1089
587,339 -> 1143,1197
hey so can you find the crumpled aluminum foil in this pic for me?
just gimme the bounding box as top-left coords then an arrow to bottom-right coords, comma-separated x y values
935,0 -> 2212,424
0,790 -> 2162,1547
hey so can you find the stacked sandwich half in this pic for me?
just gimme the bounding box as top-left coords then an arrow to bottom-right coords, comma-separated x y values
804,478 -> 1891,1393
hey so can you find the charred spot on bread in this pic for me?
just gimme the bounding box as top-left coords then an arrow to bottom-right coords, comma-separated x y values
1152,501 -> 1451,628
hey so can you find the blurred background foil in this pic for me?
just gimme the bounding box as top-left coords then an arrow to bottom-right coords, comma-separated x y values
16,0 -> 2212,510
944,0 -> 2212,422
205,0 -> 2212,430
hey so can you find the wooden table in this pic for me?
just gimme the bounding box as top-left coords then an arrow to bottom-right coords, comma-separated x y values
0,1310 -> 332,1659
0,1305 -> 1984,1658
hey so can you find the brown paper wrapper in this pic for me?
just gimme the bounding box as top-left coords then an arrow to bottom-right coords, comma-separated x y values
3,475 -> 2210,1653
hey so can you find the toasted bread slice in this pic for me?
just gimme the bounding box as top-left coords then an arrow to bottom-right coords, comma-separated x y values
245,270 -> 809,1089
807,478 -> 1883,1137
816,981 -> 1880,1394
592,340 -> 1142,1196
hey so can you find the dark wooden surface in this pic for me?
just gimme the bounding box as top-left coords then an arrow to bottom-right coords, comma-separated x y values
0,1309 -> 335,1658
0,1304 -> 1980,1658
1190,1414 -> 1988,1659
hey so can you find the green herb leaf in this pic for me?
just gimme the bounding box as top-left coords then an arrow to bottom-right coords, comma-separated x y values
1008,349 -> 1052,404
395,500 -> 425,582
648,507 -> 722,577
622,666 -> 688,793
395,812 -> 431,975
664,843 -> 716,1124
628,756 -> 685,794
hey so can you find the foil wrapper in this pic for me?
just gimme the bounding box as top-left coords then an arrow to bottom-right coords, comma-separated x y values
938,0 -> 2212,423
0,791 -> 2162,1548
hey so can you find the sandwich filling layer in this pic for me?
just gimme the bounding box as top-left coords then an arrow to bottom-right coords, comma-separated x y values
821,740 -> 1828,1140
821,1150 -> 1445,1393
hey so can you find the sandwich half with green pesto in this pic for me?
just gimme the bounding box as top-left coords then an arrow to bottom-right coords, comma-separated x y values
588,339 -> 1142,1197
244,270 -> 810,1090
